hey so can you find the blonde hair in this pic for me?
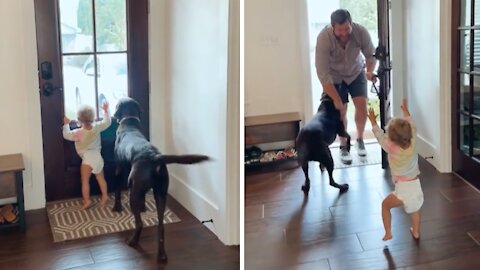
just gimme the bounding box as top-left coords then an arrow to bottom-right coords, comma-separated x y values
387,118 -> 412,149
77,105 -> 95,125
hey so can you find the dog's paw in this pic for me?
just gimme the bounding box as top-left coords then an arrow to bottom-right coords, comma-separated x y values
301,185 -> 310,194
339,184 -> 349,193
112,204 -> 123,212
319,164 -> 326,172
126,235 -> 139,246
157,252 -> 168,263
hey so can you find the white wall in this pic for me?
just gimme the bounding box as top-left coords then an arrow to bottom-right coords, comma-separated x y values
149,0 -> 168,150
245,0 -> 309,118
390,0 -> 406,118
0,0 -> 46,210
403,0 -> 451,172
150,0 -> 239,245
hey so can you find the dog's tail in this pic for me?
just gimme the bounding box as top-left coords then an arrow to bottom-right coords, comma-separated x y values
154,154 -> 209,175
157,154 -> 210,165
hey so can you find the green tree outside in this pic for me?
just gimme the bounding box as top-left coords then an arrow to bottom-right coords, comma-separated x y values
78,0 -> 126,51
340,0 -> 378,33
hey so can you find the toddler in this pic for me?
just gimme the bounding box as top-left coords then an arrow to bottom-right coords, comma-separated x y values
63,102 -> 111,209
368,98 -> 424,241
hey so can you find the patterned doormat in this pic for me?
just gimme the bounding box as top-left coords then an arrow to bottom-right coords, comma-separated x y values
46,191 -> 181,243
331,142 -> 382,169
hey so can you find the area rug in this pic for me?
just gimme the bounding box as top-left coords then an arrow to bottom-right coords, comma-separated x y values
46,191 -> 181,243
331,142 -> 382,169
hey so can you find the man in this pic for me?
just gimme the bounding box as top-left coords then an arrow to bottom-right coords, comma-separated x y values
315,9 -> 377,164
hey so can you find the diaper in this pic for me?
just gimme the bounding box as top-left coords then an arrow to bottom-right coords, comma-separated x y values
394,179 -> 424,214
80,150 -> 104,174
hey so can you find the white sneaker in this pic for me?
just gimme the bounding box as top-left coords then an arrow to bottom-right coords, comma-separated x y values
340,146 -> 353,165
356,139 -> 367,157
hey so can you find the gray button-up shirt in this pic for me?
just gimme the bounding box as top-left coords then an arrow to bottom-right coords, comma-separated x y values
315,23 -> 376,85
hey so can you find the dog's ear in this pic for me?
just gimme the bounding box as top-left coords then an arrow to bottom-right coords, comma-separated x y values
133,99 -> 143,117
113,102 -> 123,120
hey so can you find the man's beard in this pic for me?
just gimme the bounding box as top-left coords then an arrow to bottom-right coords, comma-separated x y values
336,34 -> 349,43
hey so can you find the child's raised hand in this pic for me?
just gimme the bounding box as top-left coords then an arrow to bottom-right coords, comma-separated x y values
400,98 -> 411,117
400,98 -> 407,112
102,101 -> 109,112
63,116 -> 70,125
368,107 -> 377,124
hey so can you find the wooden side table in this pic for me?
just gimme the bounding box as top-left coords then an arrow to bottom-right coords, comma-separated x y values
0,153 -> 26,232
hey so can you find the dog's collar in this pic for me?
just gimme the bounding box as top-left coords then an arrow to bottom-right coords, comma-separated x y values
118,116 -> 141,125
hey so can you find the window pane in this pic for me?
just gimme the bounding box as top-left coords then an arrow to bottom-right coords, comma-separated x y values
460,113 -> 471,156
462,0 -> 472,26
96,53 -> 128,111
474,0 -> 480,26
63,55 -> 97,119
95,0 -> 127,52
474,118 -> 480,158
474,75 -> 480,115
59,0 -> 94,53
473,30 -> 480,70
461,73 -> 471,112
460,30 -> 471,71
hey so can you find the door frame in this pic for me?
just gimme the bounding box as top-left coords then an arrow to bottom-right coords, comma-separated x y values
376,0 -> 392,169
34,0 -> 149,201
451,0 -> 480,188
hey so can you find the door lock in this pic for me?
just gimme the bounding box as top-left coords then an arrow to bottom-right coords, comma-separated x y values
42,82 -> 62,96
40,61 -> 53,80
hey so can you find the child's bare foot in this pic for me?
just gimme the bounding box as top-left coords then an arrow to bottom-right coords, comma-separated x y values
382,233 -> 393,241
81,200 -> 93,210
100,196 -> 109,206
410,227 -> 420,240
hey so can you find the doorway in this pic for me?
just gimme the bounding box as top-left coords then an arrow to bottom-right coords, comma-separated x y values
306,0 -> 391,167
34,0 -> 149,201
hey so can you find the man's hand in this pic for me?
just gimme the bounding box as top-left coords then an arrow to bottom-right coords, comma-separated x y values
368,107 -> 377,125
63,116 -> 70,125
366,71 -> 376,82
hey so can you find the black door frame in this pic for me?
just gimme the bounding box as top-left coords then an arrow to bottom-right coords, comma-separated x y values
376,0 -> 392,169
451,0 -> 480,189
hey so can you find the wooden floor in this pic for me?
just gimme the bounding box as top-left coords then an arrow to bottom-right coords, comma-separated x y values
0,195 -> 239,270
245,156 -> 480,269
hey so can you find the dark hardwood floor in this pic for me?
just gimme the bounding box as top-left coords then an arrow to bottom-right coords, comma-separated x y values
0,195 -> 239,270
245,156 -> 480,269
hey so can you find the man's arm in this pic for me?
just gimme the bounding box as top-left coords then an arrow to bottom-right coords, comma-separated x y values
359,24 -> 377,80
315,31 -> 343,110
321,82 -> 343,110
366,57 -> 377,74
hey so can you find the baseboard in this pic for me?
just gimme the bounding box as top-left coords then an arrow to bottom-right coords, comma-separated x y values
168,173 -> 224,242
416,134 -> 440,171
417,133 -> 452,173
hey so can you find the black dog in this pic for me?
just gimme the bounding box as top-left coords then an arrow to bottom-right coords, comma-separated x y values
295,95 -> 350,194
113,97 -> 209,262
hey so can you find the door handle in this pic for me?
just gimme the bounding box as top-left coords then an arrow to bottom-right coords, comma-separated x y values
42,82 -> 63,96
